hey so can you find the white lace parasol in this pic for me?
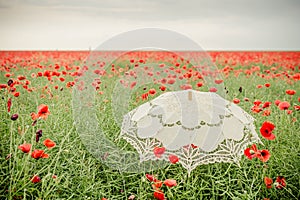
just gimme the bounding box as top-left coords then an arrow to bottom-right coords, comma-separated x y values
121,90 -> 261,174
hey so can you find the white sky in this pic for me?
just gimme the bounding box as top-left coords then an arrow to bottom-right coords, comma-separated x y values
0,0 -> 299,50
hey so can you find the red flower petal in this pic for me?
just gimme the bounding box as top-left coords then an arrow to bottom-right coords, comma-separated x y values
278,101 -> 290,110
31,149 -> 48,159
257,149 -> 271,162
168,154 -> 179,164
145,174 -> 157,182
260,121 -> 275,140
164,179 -> 177,187
153,180 -> 163,189
43,138 -> 56,149
153,147 -> 165,158
264,177 -> 273,189
153,190 -> 165,200
275,176 -> 286,189
31,175 -> 41,183
18,143 -> 31,153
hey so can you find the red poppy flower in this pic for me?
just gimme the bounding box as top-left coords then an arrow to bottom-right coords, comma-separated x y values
264,83 -> 271,87
214,79 -> 223,84
146,174 -> 157,182
141,93 -> 148,100
262,102 -> 271,108
43,138 -> 56,149
37,104 -> 50,119
31,149 -> 49,159
274,99 -> 281,106
196,82 -> 203,87
153,190 -> 165,200
244,144 -> 258,160
286,89 -> 296,95
275,176 -> 286,189
251,105 -> 262,113
233,98 -> 240,104
264,177 -> 273,189
0,84 -> 7,89
31,104 -> 50,120
153,180 -> 163,189
257,149 -> 271,162
278,101 -> 290,110
181,84 -> 192,90
13,92 -> 20,97
167,78 -> 175,84
253,100 -> 262,106
294,105 -> 300,111
209,87 -> 217,92
18,143 -> 31,153
159,85 -> 166,91
31,175 -> 41,183
153,147 -> 165,158
164,179 -> 177,187
168,154 -> 179,164
260,121 -> 275,140
262,110 -> 271,116
130,81 -> 136,89
148,88 -> 156,95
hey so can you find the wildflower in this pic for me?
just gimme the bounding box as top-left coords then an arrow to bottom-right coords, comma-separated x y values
233,98 -> 240,104
149,89 -> 156,95
153,190 -> 165,200
153,147 -> 165,158
168,154 -> 179,164
274,99 -> 281,106
214,79 -> 223,84
31,104 -> 50,120
209,87 -> 217,92
164,179 -> 177,187
262,102 -> 271,108
146,174 -> 157,182
260,121 -> 276,140
196,82 -> 203,87
264,177 -> 273,189
286,90 -> 296,95
31,149 -> 49,159
244,144 -> 258,160
43,138 -> 56,149
278,101 -> 290,110
18,143 -> 31,153
159,85 -> 166,91
31,175 -> 41,183
275,176 -> 286,189
257,149 -> 271,162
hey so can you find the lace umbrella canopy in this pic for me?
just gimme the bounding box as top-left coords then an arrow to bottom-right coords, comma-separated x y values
121,89 -> 261,175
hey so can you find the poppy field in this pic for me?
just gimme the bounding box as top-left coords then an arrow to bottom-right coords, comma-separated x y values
0,51 -> 299,199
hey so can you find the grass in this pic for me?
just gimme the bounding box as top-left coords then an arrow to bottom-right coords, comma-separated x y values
0,52 -> 299,200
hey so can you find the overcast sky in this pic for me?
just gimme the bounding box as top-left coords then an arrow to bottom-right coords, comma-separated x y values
0,0 -> 299,50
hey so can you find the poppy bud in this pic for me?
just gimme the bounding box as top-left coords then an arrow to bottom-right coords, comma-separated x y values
7,79 -> 13,86
36,129 -> 43,142
11,114 -> 18,120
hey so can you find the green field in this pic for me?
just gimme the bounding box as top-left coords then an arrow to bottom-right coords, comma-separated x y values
0,51 -> 299,200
